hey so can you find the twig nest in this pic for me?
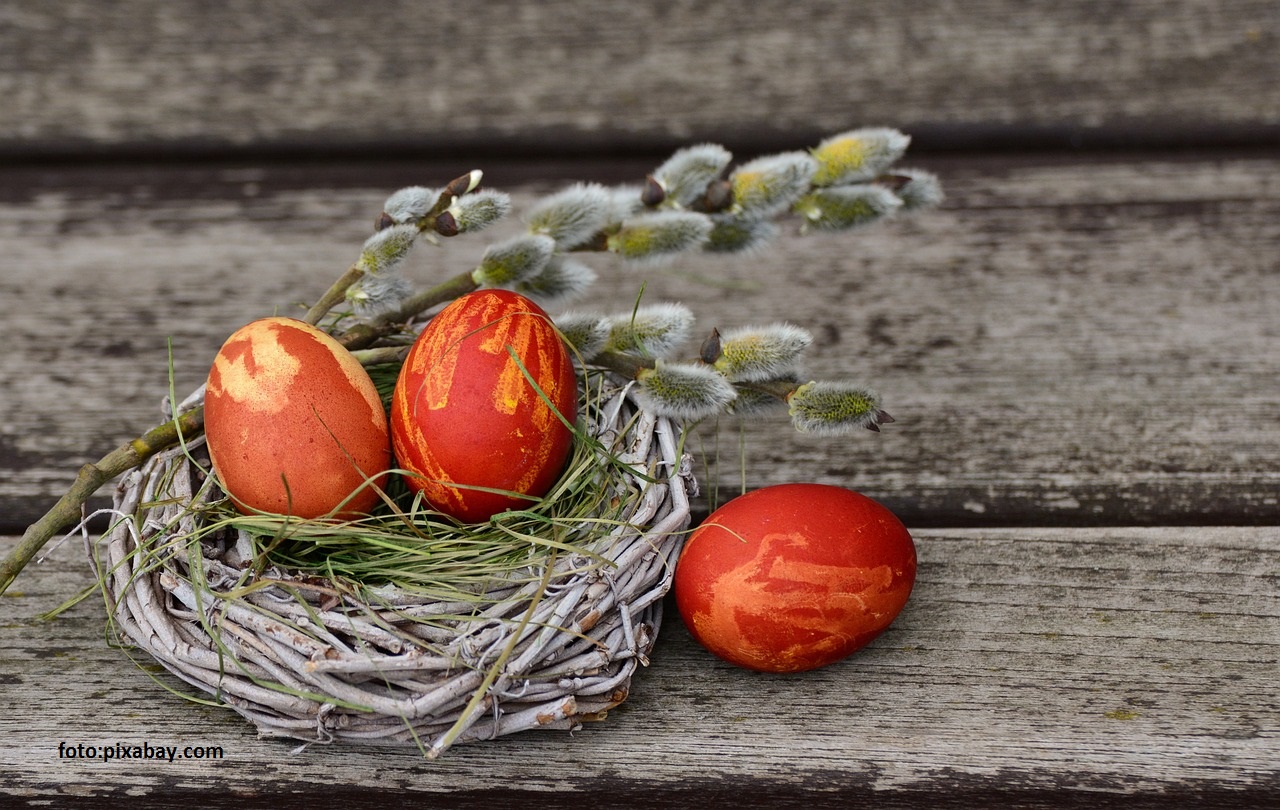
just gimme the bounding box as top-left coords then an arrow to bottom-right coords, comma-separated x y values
95,372 -> 693,757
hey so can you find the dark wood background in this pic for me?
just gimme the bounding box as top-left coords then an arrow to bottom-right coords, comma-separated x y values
2,1 -> 1277,807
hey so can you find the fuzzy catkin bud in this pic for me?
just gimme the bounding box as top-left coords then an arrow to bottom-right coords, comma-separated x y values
604,302 -> 694,358
893,169 -> 945,210
382,186 -> 438,226
356,224 -> 417,276
727,380 -> 795,417
713,323 -> 813,382
448,188 -> 512,234
610,185 -> 647,222
635,361 -> 738,421
729,152 -> 818,220
554,312 -> 610,361
346,272 -> 414,319
526,183 -> 613,249
794,185 -> 903,231
705,216 -> 778,254
652,144 -> 733,207
515,255 -> 598,306
787,381 -> 884,435
472,234 -> 556,287
606,212 -> 713,262
811,128 -> 911,187
447,169 -> 484,197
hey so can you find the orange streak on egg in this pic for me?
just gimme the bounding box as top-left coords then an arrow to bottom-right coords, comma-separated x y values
690,529 -> 901,671
674,483 -> 917,673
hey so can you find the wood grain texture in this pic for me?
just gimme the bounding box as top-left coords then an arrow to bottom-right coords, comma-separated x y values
2,527 -> 1275,807
2,152 -> 1277,532
1,0 -> 1277,157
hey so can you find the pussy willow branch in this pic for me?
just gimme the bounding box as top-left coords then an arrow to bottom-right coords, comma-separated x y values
2,142 -> 926,593
338,270 -> 479,351
304,262 -> 365,326
306,172 -> 477,329
0,408 -> 205,595
591,349 -> 798,401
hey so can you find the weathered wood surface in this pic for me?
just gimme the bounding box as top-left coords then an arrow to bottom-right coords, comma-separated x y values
1,0 -> 1277,158
2,152 -> 1277,532
3,527 -> 1276,808
3,0 -> 1277,805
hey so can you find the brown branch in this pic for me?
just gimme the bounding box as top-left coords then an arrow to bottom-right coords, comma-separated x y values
0,407 -> 205,595
589,349 -> 652,380
304,262 -> 364,325
338,269 -> 480,351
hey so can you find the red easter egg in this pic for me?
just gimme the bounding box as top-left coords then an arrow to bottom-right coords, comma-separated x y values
674,483 -> 916,673
391,289 -> 577,522
204,317 -> 391,519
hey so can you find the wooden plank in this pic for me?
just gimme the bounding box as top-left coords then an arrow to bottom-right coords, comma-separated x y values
1,1 -> 1277,157
2,152 -> 1278,532
2,527 -> 1276,807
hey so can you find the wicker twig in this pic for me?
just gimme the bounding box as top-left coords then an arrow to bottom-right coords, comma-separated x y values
93,376 -> 693,757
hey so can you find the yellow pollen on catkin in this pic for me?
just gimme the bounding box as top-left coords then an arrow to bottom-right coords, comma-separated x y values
731,169 -> 763,199
813,138 -> 867,186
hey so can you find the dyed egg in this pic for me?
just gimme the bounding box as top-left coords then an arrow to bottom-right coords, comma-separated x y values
391,289 -> 578,523
674,483 -> 916,673
204,317 -> 391,519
